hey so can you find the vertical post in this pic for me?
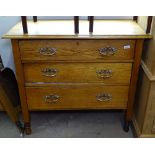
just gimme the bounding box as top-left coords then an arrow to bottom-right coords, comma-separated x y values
146,16 -> 153,33
33,16 -> 37,22
89,16 -> 94,33
133,16 -> 138,22
11,40 -> 31,134
74,16 -> 79,34
21,16 -> 28,34
125,39 -> 144,132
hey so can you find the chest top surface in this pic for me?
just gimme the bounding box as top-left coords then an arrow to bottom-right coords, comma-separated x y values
3,20 -> 152,39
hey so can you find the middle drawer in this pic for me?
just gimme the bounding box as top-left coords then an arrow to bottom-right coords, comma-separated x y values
24,63 -> 132,84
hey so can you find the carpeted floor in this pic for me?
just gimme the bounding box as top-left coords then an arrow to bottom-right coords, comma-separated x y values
0,111 -> 134,138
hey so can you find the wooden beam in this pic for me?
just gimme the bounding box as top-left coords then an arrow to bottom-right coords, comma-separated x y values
11,40 -> 31,134
126,40 -> 144,122
89,16 -> 94,33
74,16 -> 79,34
33,16 -> 37,22
21,16 -> 28,34
133,16 -> 138,22
146,16 -> 153,33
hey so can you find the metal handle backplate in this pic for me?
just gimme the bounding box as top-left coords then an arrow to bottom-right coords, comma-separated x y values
39,47 -> 56,56
99,47 -> 117,56
42,68 -> 58,77
44,94 -> 59,104
96,69 -> 112,78
96,93 -> 112,102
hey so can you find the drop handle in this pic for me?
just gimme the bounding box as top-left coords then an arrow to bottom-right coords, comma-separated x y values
44,94 -> 60,104
41,68 -> 58,77
39,47 -> 56,56
96,69 -> 112,78
96,93 -> 112,102
98,47 -> 117,56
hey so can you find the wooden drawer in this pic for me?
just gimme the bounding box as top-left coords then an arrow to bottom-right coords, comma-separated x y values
24,63 -> 132,84
26,84 -> 129,110
19,40 -> 135,61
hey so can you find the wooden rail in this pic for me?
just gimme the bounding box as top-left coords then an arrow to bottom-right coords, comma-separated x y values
146,16 -> 153,33
133,16 -> 138,22
21,16 -> 28,34
89,16 -> 94,33
74,16 -> 79,34
33,16 -> 37,22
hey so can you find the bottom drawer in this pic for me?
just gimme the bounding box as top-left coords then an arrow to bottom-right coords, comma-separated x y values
26,84 -> 129,110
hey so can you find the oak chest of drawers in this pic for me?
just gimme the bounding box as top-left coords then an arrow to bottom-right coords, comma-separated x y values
3,20 -> 151,134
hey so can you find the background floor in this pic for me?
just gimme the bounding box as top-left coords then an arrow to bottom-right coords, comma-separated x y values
0,111 -> 134,138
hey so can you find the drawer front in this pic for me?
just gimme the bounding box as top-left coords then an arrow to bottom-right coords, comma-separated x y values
26,84 -> 129,110
24,63 -> 132,84
19,40 -> 135,61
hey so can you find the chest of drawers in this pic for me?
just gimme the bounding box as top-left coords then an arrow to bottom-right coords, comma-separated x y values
22,39 -> 133,111
4,20 -> 151,134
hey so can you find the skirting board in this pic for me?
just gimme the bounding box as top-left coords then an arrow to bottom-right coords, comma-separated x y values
141,60 -> 155,81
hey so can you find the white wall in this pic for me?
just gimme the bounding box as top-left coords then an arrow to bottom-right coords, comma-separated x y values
0,16 -> 20,72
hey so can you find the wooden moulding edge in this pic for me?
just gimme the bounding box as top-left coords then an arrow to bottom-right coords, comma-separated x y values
141,60 -> 155,81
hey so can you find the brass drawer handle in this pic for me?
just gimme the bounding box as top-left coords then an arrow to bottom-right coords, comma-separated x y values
42,68 -> 58,77
39,47 -> 56,56
99,47 -> 117,56
96,93 -> 112,102
44,94 -> 60,104
96,69 -> 112,78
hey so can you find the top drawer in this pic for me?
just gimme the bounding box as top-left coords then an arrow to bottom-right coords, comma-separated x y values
19,40 -> 135,61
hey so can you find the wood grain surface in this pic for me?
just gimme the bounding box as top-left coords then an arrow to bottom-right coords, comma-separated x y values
19,40 -> 135,61
24,62 -> 132,84
26,84 -> 129,110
